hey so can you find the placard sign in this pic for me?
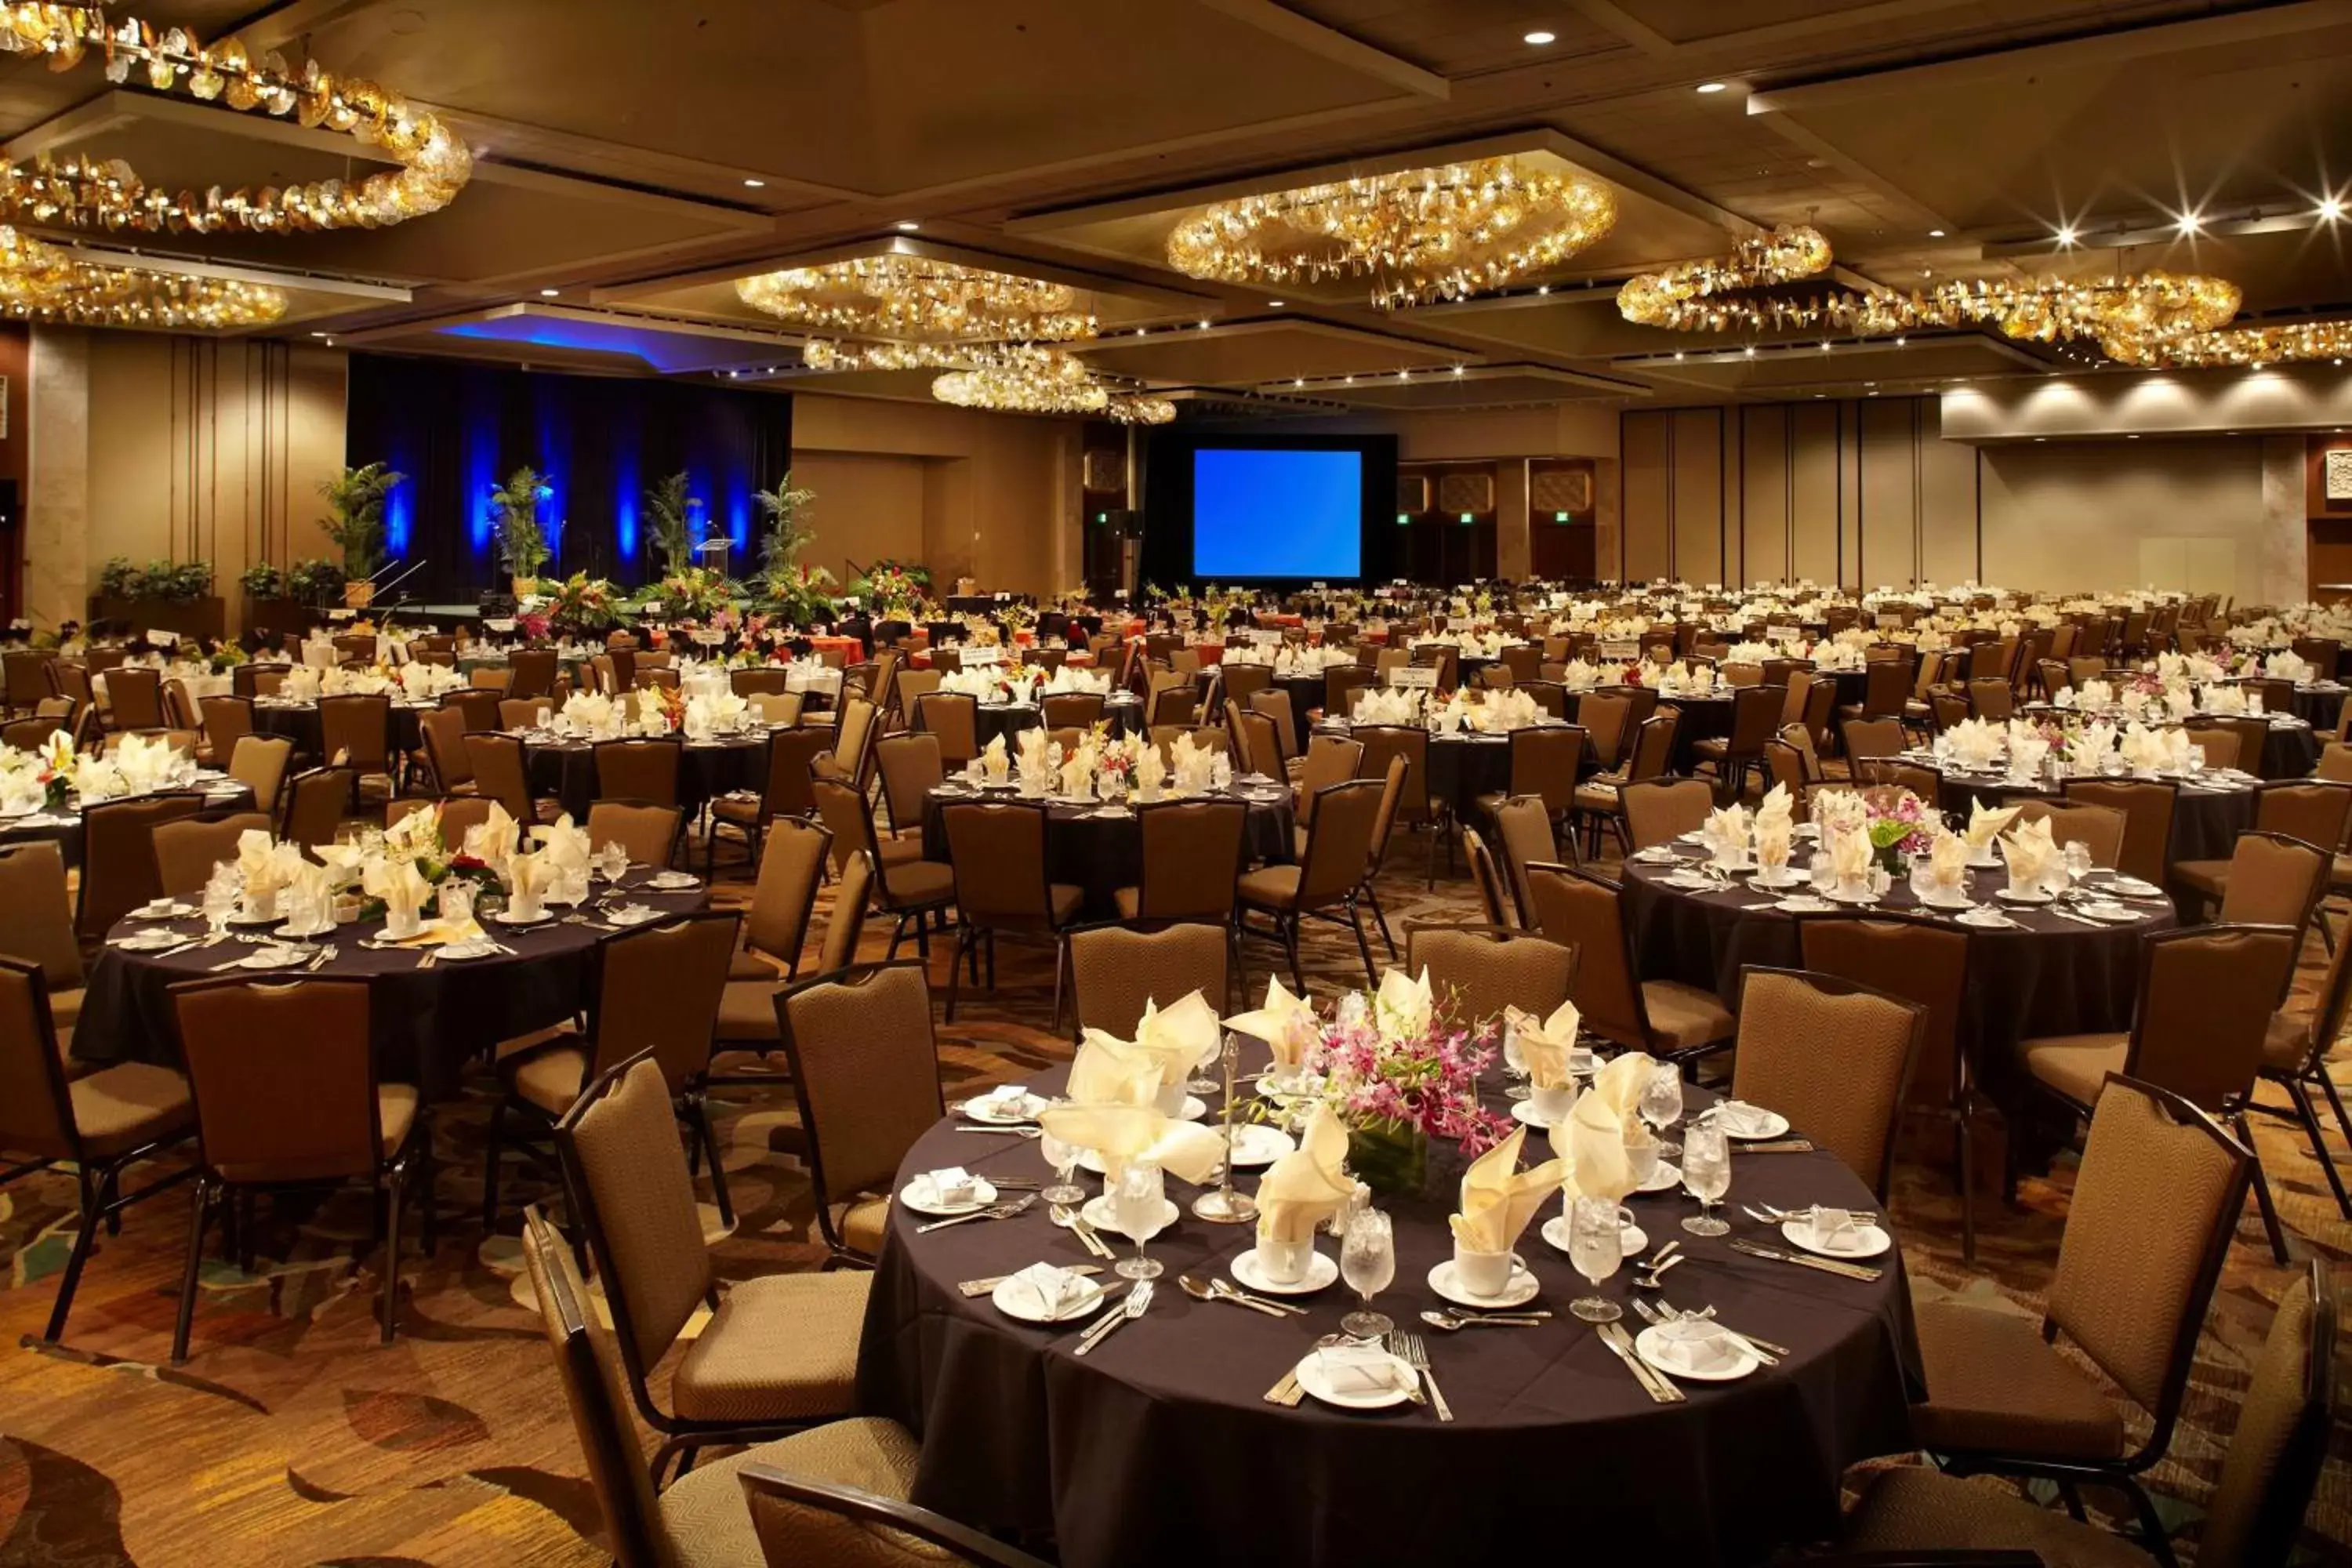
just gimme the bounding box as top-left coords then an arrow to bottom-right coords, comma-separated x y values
1390,665 -> 1440,690
961,644 -> 1004,666
1248,629 -> 1283,646
1597,640 -> 1640,661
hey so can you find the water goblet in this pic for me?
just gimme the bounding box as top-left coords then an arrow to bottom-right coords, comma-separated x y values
1501,1015 -> 1531,1102
1639,1062 -> 1683,1160
1567,1195 -> 1624,1323
1039,1128 -> 1085,1207
2062,839 -> 2092,887
1338,1207 -> 1396,1340
1681,1123 -> 1731,1237
1112,1161 -> 1167,1282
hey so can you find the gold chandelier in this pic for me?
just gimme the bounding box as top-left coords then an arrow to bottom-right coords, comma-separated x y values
0,224 -> 284,328
924,344 -> 1173,423
0,8 -> 470,235
737,256 -> 1097,343
1165,157 -> 1617,309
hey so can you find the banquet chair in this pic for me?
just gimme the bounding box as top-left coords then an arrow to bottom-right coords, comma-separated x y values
1293,733 -> 1364,833
873,733 -> 945,841
2009,800 -> 2127,870
1907,1074 -> 2254,1556
1579,688 -> 1633,771
0,842 -> 88,1040
1239,777 -> 1385,990
229,662 -> 283,700
2178,724 -> 2242,772
1523,862 -> 1734,1071
587,802 -> 685,871
1117,798 -> 1247,924
499,698 -> 545,730
1729,967 -> 1926,1200
1620,778 -> 1714,852
1841,658 -> 1918,729
1843,717 -> 1905,767
1490,794 -> 1561,926
1220,662 -> 1272,706
811,777 -> 953,960
2175,784 -> 2352,922
815,696 -> 879,794
279,765 -> 354,853
75,791 -> 207,941
2061,779 -> 2177,885
3,958 -> 196,1347
2259,911 -> 2352,1218
711,728 -> 831,870
2187,714 -> 2270,777
1348,725 -> 1438,880
1571,710 -> 1678,857
166,975 -> 432,1358
2174,828 -> 2329,932
227,734 -> 292,818
2017,924 -> 2299,1261
196,695 -> 253,768
151,812 -> 272,898
713,819 -> 833,1066
1323,664 -> 1375,719
1692,683 -> 1785,802
748,691 -> 804,728
440,687 -> 503,735
464,734 -> 545,826
488,910 -> 741,1231
939,799 -> 1082,1025
470,666 -> 515,694
417,706 -> 475,798
775,962 -> 943,1265
1250,688 -> 1303,776
1038,691 -> 1103,732
507,649 -> 558,699
1460,827 -> 1514,927
2,648 -> 54,716
1845,1257 -> 2333,1568
1147,684 -> 1199,729
594,738 -> 682,811
107,666 -> 165,731
894,668 -> 942,723
1404,922 -> 1574,1025
552,1055 -> 868,1477
318,693 -> 394,802
1516,678 -> 1569,720
1226,700 -> 1283,776
0,714 -> 53,750
1795,914 -> 1976,1249
911,692 -> 979,769
1475,724 -> 1584,837
1069,921 -> 1232,1041
731,667 -> 790,699
1851,757 -> 1942,800
1969,678 -> 2018,723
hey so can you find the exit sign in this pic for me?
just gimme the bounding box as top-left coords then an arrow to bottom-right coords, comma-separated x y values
1555,510 -> 1570,522
1458,511 -> 1475,524
1396,512 -> 1410,524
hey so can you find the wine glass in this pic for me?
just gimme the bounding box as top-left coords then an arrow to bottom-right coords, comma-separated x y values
1112,1161 -> 1166,1281
1039,1127 -> 1085,1208
1682,1123 -> 1731,1237
2062,839 -> 2092,888
1501,1015 -> 1532,1102
1639,1063 -> 1684,1160
1338,1207 -> 1396,1339
1567,1195 -> 1624,1323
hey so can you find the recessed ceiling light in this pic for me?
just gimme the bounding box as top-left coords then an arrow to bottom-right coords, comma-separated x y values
2176,211 -> 2201,234
1343,376 -> 1354,384
1397,369 -> 1410,380
1894,336 -> 1907,346
1820,341 -> 1831,352
1523,29 -> 1555,45
1267,300 -> 1284,307
743,178 -> 765,188
1744,344 -> 1756,357
1197,320 -> 1210,329
2321,198 -> 2343,222
1673,351 -> 1685,361
1537,285 -> 1551,295
309,330 -> 329,337
1453,365 -> 1465,376
895,220 -> 920,231
1293,378 -> 1305,387
1927,229 -> 1945,238
2127,434 -> 2140,440
2055,224 -> 2077,246
540,288 -> 559,297
1696,81 -> 1727,93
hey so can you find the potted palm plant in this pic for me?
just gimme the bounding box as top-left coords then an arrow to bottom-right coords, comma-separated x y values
491,466 -> 554,597
316,462 -> 405,608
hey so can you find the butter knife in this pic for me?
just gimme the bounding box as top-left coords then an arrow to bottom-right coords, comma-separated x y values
1073,1282 -> 1149,1356
1729,1237 -> 1882,1281
1598,1319 -> 1683,1403
957,1264 -> 1102,1298
1731,1138 -> 1815,1155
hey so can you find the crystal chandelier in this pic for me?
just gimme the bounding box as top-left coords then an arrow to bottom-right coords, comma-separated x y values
737,256 -> 1097,343
0,224 -> 284,328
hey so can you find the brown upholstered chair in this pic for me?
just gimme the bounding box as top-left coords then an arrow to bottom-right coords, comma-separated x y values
1577,688 -> 1633,771
1842,717 -> 1905,766
1730,967 -> 1926,1200
226,734 -> 292,819
1403,923 -> 1575,1026
708,817 -> 837,1073
1249,688 -> 1301,776
2259,908 -> 2352,1218
1350,725 -> 1439,882
318,693 -> 394,799
2060,778 -> 2176,885
106,666 -> 165,730
150,812 -> 273,898
1038,691 -> 1103,733
811,777 -> 951,961
441,687 -> 503,734
2176,786 -> 2351,920
506,649 -> 559,699
711,728 -> 830,869
1292,733 -> 1363,833
1691,683 -> 1785,802
1523,862 -> 1734,1069
0,958 -> 194,1344
280,764 -> 355,851
816,696 -> 879,793
167,975 -> 431,1358
1240,777 -> 1384,990
938,799 -> 1083,1024
76,791 -> 206,940
1225,700 -> 1283,778
1116,798 -> 1247,926
2186,713 -> 2269,776
594,737 -> 682,810
552,1054 -> 867,1477
1490,794 -> 1561,927
912,691 -> 980,769
196,695 -> 254,768
873,733 -> 944,841
587,801 -> 684,869
1907,1075 -> 2254,1553
813,855 -> 873,978
746,691 -> 804,728
0,840 -> 89,1037
1620,778 -> 1714,852
1356,753 -> 1410,958
2009,800 -> 2127,870
2176,828 -> 2332,931
417,705 -> 474,797
1460,826 -> 1514,927
775,962 -> 943,1265
1069,922 -> 1232,1044
2017,924 -> 2299,1261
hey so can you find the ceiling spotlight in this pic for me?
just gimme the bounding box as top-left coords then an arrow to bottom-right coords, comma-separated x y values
1673,351 -> 1686,361
743,178 -> 765,188
2127,434 -> 2140,440
1453,365 -> 1465,376
2321,198 -> 2344,222
1744,344 -> 1756,357
1397,369 -> 1410,380
1820,341 -> 1831,351
2176,211 -> 2201,234
308,330 -> 329,337
895,220 -> 920,231
1293,377 -> 1305,387
1197,320 -> 1210,329
1894,335 -> 1907,346
1696,81 -> 1727,93
1267,299 -> 1284,307
2034,435 -> 2046,441
1927,229 -> 1945,238
1523,29 -> 1555,44
2055,224 -> 2077,246
540,288 -> 559,296
1537,285 -> 1551,296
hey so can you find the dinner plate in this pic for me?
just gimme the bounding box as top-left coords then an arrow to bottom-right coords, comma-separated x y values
960,1092 -> 1044,1126
644,872 -> 702,891
1426,1255 -> 1539,1309
225,909 -> 282,927
1539,1214 -> 1647,1260
132,901 -> 198,920
898,1176 -> 1000,1218
1509,1098 -> 1567,1130
492,908 -> 554,926
1231,1248 -> 1338,1296
991,1273 -> 1106,1325
1080,1194 -> 1181,1238
1915,892 -> 1973,911
2096,874 -> 2163,898
1773,895 -> 1835,914
437,938 -> 499,961
1635,1324 -> 1761,1383
1226,1122 -> 1296,1168
1994,887 -> 2053,906
1711,1105 -> 1791,1141
237,946 -> 310,971
1633,1160 -> 1683,1193
2077,902 -> 2146,924
1294,1348 -> 1417,1410
1780,1216 -> 1893,1258
274,920 -> 337,940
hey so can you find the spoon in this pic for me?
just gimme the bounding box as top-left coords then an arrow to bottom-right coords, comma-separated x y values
1419,1308 -> 1547,1332
1178,1274 -> 1289,1319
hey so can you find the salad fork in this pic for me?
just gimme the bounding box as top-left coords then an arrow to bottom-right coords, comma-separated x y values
1389,1330 -> 1452,1421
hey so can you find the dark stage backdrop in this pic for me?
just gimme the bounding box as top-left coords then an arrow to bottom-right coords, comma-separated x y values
346,354 -> 793,604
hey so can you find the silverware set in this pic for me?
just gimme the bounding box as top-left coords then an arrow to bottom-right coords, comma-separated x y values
1177,1274 -> 1305,1318
1072,1279 -> 1151,1356
913,1194 -> 1037,1234
1595,1318 -> 1684,1403
1631,1298 -> 1782,1367
956,1124 -> 1042,1138
1418,1307 -> 1544,1331
1050,1204 -> 1116,1259
957,1265 -> 1102,1298
1727,1236 -> 1882,1282
1745,1203 -> 1878,1227
1388,1330 -> 1450,1421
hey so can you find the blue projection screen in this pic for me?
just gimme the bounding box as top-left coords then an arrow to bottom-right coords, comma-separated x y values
1191,448 -> 1363,579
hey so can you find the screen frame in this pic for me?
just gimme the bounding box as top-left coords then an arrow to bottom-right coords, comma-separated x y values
1137,430 -> 1398,590
1188,445 -> 1367,582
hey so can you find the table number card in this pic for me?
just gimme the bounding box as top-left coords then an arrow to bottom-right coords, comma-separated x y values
1390,666 -> 1439,691
961,644 -> 1005,666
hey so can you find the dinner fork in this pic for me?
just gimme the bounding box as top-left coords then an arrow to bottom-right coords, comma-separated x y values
1389,1331 -> 1453,1421
913,1193 -> 1036,1233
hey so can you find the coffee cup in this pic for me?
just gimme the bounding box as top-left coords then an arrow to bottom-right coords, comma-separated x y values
1451,1241 -> 1515,1298
1254,1234 -> 1312,1285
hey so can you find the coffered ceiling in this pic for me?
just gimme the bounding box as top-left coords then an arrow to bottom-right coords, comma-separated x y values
5,0 -> 2347,413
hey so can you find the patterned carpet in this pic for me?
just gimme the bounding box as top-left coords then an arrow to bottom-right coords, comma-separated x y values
2,821 -> 2350,1567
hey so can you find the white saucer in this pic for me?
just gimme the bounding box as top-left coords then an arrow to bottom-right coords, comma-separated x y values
1780,1217 -> 1893,1258
492,908 -> 554,926
961,1094 -> 1043,1126
1711,1105 -> 1791,1141
1538,1214 -> 1648,1259
2078,903 -> 2145,924
236,946 -> 310,971
113,930 -> 188,951
132,902 -> 198,920
2097,875 -> 2163,898
225,909 -> 282,927
898,1176 -> 1000,1218
1751,873 -> 1803,891
1226,1123 -> 1296,1168
991,1273 -> 1106,1325
1957,908 -> 2017,929
1426,1255 -> 1539,1309
1231,1247 -> 1338,1296
644,873 -> 701,891
1966,853 -> 2002,870
1994,887 -> 2053,906
274,920 -> 337,939
1294,1348 -> 1417,1410
1509,1098 -> 1570,1130
1080,1194 -> 1180,1238
1635,1323 -> 1760,1382
1915,893 -> 1973,911
1773,895 -> 1835,913
1634,1161 -> 1683,1193
437,938 -> 499,961
1177,1094 -> 1208,1121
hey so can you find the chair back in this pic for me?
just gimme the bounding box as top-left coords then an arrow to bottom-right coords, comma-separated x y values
1507,725 -> 1582,818
1133,799 -> 1247,922
1294,735 -> 1363,825
586,802 -> 682,869
2011,800 -> 2126,869
279,765 -> 353,851
78,791 -> 206,937
1461,827 -> 1512,926
2060,779 -> 2176,884
1724,683 -> 1784,752
0,959 -> 77,1162
171,977 -> 383,1183
2186,724 -> 2243,771
832,697 -> 880,789
1490,795 -> 1558,927
1795,914 -> 1969,1115
1069,922 -> 1230,1040
2190,714 -> 2269,775
2254,779 -> 2352,853
818,855 -> 873,974
1843,717 -> 1904,763
586,911 -> 738,1092
593,739 -> 681,809
2216,829 -> 2329,931
730,667 -> 790,698
225,733 -> 292,817
1296,779 -> 1383,906
746,819 -> 830,974
1404,924 -> 1574,1025
760,727 -> 830,822
197,695 -> 254,759
1220,663 -> 1272,706
2125,924 -> 2301,1114
941,800 -> 1057,927
1580,689 -> 1632,768
1038,692 -> 1104,731
1524,864 -> 1650,1048
876,734 -> 944,838
2198,1259 -> 2336,1568
1350,726 -> 1429,827
318,694 -> 391,771
152,812 -> 272,898
2047,1075 -> 2253,1451
1621,779 -> 1712,851
465,735 -> 533,825
107,666 -> 165,729
419,706 -> 473,792
913,692 -> 980,767
1226,702 -> 1280,775
778,963 -> 943,1216
2,649 -> 55,711
0,840 -> 85,992
441,688 -> 503,734
1621,710 -> 1678,781
553,1057 -> 714,1384
507,649 -> 559,699
1732,968 -> 1924,1198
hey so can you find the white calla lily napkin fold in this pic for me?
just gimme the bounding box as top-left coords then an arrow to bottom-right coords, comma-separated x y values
235,828 -> 302,906
1034,1101 -> 1225,1186
1962,798 -> 2019,856
1130,991 -> 1223,1112
1828,824 -> 1873,890
1066,1032 -> 1166,1108
1998,815 -> 2060,893
1224,974 -> 1319,1082
364,855 -> 432,935
2075,678 -> 2114,710
2066,720 -> 2115,768
532,813 -> 593,900
1754,784 -> 1795,877
1057,742 -> 1097,800
2003,719 -> 2049,779
465,800 -> 522,870
1450,1126 -> 1563,1258
2118,721 -> 2171,775
981,733 -> 1010,783
1508,999 -> 1584,1091
1253,1102 -> 1352,1243
1132,742 -> 1167,799
1546,1080 -> 1638,1203
1944,717 -> 2002,771
506,848 -> 555,919
1373,966 -> 1434,1041
1927,829 -> 1969,898
1700,802 -> 1751,867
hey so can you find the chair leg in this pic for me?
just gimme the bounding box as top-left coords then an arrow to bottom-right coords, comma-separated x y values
690,1093 -> 734,1229
98,1167 -> 122,1237
1346,899 -> 1377,988
1282,916 -> 1305,994
1364,882 -> 1397,960
2120,1476 -> 2180,1568
944,924 -> 968,1021
416,1109 -> 439,1255
2286,1077 -> 2352,1217
379,1170 -> 405,1345
2320,1064 -> 2352,1151
1050,935 -> 1067,1034
172,1178 -> 212,1364
481,1098 -> 506,1231
1955,1112 -> 1977,1265
43,1168 -> 109,1343
2237,1114 -> 2291,1264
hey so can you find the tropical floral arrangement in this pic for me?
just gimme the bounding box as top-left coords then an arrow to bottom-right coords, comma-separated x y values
544,572 -> 619,634
207,643 -> 249,673
750,474 -> 837,625
1860,785 -> 1936,858
317,462 -> 405,579
490,467 -> 554,586
645,565 -> 737,621
849,563 -> 929,620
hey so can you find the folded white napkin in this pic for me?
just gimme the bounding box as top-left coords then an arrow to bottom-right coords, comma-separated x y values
1373,966 -> 1434,1040
1510,999 -> 1583,1089
1450,1126 -> 1563,1252
1004,1262 -> 1092,1318
909,1167 -> 981,1207
1225,975 -> 1321,1077
1254,1103 -> 1352,1243
1316,1341 -> 1406,1394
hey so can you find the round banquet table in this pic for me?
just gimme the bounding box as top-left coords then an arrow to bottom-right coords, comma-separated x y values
858,1044 -> 1922,1568
519,730 -> 772,820
252,695 -> 431,760
2020,703 -> 2319,779
71,869 -> 710,1098
1930,768 -> 2257,865
0,775 -> 257,867
969,694 -> 1143,750
917,780 -> 1294,919
1557,684 -> 1734,772
2227,676 -> 2347,733
1618,847 -> 2174,1112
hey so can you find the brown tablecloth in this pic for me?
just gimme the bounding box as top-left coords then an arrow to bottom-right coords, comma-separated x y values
253,698 -> 428,760
0,779 -> 256,867
858,1044 -> 1922,1568
1932,771 -> 2259,866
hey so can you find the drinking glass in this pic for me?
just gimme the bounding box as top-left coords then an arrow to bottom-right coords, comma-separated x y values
1639,1063 -> 1684,1160
1501,1015 -> 1531,1102
2063,840 -> 2092,887
201,867 -> 235,935
1681,1123 -> 1731,1236
1808,849 -> 1835,892
1338,1207 -> 1396,1339
1039,1128 -> 1085,1207
1112,1161 -> 1166,1282
1567,1195 -> 1624,1323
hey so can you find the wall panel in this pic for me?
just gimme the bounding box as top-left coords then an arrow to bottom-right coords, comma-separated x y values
1857,397 -> 1919,589
1621,412 -> 1670,582
1670,408 -> 1725,585
1790,402 -> 1842,585
1740,405 -> 1790,587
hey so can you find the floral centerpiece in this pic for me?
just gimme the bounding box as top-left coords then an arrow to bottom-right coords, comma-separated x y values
1819,784 -> 1937,873
207,642 -> 249,674
646,565 -> 736,622
545,572 -> 619,636
850,563 -> 930,621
